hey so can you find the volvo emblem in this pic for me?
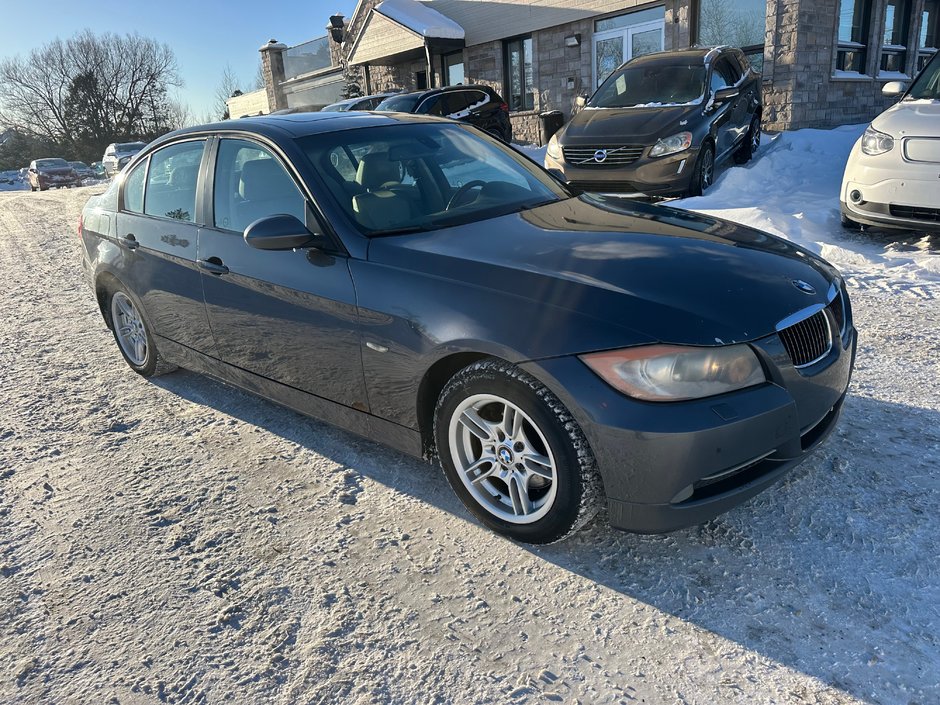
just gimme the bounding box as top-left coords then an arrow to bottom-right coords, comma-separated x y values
593,149 -> 608,163
791,279 -> 816,295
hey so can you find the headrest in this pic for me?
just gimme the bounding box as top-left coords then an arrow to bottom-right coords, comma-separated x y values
239,158 -> 292,201
168,163 -> 198,188
355,152 -> 401,191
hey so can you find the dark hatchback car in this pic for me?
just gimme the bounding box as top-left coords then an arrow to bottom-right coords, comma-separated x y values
80,112 -> 855,544
545,47 -> 762,197
375,85 -> 512,142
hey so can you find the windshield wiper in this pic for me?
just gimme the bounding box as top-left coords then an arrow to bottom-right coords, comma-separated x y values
368,224 -> 433,237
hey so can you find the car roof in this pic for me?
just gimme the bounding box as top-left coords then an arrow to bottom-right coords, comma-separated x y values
625,46 -> 735,68
158,111 -> 458,142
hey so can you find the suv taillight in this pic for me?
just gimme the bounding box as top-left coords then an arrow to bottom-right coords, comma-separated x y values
500,103 -> 510,113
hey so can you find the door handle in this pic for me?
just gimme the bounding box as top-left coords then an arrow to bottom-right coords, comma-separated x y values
121,234 -> 139,250
197,257 -> 229,275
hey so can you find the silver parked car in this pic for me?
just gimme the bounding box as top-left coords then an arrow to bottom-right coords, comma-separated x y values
102,141 -> 146,178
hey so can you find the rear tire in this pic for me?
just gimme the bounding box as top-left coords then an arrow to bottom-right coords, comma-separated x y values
434,359 -> 602,544
106,285 -> 177,378
733,116 -> 761,164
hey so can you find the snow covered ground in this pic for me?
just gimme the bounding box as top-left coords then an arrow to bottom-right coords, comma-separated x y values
1,169 -> 938,703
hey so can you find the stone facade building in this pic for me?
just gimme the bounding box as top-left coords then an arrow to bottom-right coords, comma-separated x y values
249,0 -> 938,142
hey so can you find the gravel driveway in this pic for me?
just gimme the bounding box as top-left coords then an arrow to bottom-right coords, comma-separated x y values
1,187 -> 938,705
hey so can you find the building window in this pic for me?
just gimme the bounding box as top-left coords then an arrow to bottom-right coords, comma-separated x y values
697,0 -> 765,72
593,6 -> 665,87
504,35 -> 534,111
836,0 -> 872,73
416,70 -> 428,90
919,0 -> 940,70
881,0 -> 912,74
442,51 -> 465,86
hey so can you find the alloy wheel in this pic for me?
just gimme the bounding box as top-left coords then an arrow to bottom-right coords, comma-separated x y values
111,292 -> 148,367
448,393 -> 558,524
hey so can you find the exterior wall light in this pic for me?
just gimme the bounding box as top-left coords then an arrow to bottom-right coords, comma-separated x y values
565,34 -> 581,48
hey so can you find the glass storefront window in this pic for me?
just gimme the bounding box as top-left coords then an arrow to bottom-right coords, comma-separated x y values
593,6 -> 665,87
881,0 -> 912,73
504,36 -> 534,111
697,0 -> 766,51
919,0 -> 939,71
443,51 -> 465,86
836,0 -> 872,73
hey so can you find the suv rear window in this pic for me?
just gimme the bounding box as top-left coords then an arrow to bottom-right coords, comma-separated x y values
376,94 -> 421,112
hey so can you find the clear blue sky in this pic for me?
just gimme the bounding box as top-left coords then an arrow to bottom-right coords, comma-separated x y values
1,0 -> 358,120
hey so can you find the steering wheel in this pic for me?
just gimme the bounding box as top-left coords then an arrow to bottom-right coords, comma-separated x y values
445,180 -> 486,210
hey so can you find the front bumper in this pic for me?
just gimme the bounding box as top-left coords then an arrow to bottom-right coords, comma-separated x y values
520,309 -> 857,533
840,141 -> 940,232
545,147 -> 699,197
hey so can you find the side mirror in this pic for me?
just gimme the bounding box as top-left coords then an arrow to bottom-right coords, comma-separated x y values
713,86 -> 740,103
244,214 -> 318,251
575,95 -> 587,109
28,168 -> 36,173
882,80 -> 907,97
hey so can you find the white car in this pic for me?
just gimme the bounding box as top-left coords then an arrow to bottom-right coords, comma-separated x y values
840,52 -> 940,232
102,141 -> 146,178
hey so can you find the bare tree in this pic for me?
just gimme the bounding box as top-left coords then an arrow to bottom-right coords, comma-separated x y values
214,64 -> 242,120
0,30 -> 181,161
254,61 -> 266,91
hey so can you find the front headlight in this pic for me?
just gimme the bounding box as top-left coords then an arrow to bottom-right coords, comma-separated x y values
860,125 -> 894,156
580,344 -> 765,402
648,131 -> 693,158
546,132 -> 563,161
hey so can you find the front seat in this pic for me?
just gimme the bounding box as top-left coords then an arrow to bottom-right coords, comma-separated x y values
235,158 -> 302,230
352,153 -> 412,230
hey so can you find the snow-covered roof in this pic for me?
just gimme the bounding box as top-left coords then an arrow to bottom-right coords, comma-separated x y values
375,0 -> 465,40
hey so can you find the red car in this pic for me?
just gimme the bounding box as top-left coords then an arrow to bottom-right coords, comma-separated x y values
28,158 -> 80,191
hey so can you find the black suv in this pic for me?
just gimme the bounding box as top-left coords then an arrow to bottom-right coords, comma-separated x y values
375,85 -> 512,142
544,47 -> 762,198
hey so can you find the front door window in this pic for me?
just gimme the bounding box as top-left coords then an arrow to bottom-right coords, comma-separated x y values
593,7 -> 666,87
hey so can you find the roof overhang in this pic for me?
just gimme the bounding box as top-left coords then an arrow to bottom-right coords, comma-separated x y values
348,0 -> 465,66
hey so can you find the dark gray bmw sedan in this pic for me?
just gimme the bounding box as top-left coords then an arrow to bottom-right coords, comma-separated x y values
79,112 -> 856,544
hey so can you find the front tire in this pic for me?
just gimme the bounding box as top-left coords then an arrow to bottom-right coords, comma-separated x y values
434,359 -> 601,544
689,142 -> 715,197
107,286 -> 177,377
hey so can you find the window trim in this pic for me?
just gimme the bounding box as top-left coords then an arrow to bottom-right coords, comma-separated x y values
503,34 -> 534,112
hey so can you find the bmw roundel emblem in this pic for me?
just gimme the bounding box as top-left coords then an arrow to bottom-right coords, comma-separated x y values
593,149 -> 608,163
498,446 -> 513,465
791,279 -> 816,295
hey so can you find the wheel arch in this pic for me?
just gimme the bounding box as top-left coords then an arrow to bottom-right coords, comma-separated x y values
416,351 -> 495,459
94,270 -> 129,330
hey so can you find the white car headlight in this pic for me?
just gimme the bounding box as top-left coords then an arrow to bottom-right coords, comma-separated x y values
580,344 -> 765,402
546,132 -> 563,161
860,125 -> 894,156
648,131 -> 693,158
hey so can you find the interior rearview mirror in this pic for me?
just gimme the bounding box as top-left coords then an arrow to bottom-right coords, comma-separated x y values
244,214 -> 318,251
881,80 -> 907,97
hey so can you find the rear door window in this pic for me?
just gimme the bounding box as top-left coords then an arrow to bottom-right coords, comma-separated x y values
143,140 -> 206,222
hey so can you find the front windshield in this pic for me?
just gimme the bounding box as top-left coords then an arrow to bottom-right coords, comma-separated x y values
36,158 -> 68,168
117,142 -> 145,152
907,53 -> 940,100
299,123 -> 568,236
322,102 -> 349,112
375,94 -> 421,112
70,161 -> 88,168
590,64 -> 706,108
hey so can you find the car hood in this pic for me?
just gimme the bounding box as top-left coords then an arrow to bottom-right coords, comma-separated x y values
872,99 -> 940,137
368,196 -> 840,351
558,104 -> 703,145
